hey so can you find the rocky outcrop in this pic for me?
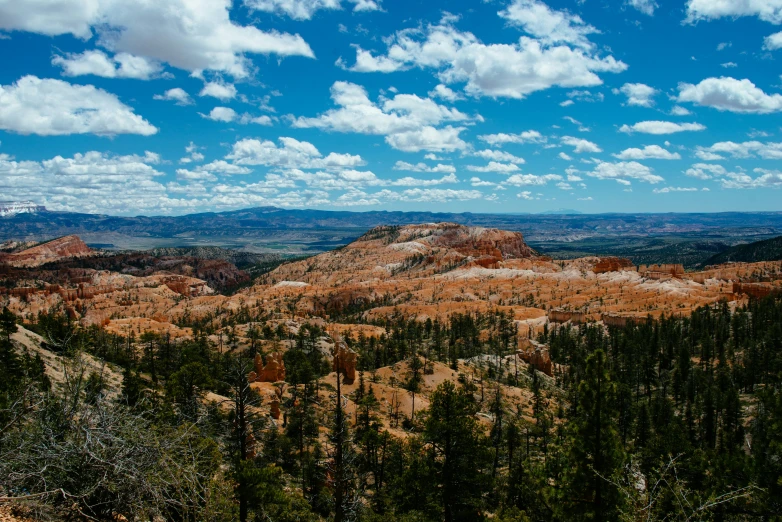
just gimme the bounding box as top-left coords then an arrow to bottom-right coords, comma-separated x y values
429,224 -> 536,260
548,308 -> 588,324
733,282 -> 777,299
594,257 -> 634,274
4,235 -> 92,267
518,339 -> 553,376
248,352 -> 286,383
333,344 -> 357,385
638,264 -> 685,279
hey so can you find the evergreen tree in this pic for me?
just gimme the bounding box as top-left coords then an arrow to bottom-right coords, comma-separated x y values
561,349 -> 625,521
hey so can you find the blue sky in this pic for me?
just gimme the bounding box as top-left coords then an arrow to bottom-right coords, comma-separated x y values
1,0 -> 781,216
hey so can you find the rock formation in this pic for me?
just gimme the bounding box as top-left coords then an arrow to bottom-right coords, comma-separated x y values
518,339 -> 553,376
593,257 -> 634,273
4,235 -> 92,267
638,263 -> 685,279
248,352 -> 286,383
548,308 -> 588,324
333,344 -> 357,385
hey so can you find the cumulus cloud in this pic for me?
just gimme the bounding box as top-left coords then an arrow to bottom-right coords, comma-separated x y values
200,107 -> 273,125
291,81 -> 474,152
429,84 -> 463,102
561,136 -> 602,153
720,168 -> 782,189
613,145 -> 681,160
52,50 -> 161,79
669,105 -> 692,116
0,75 -> 156,136
0,150 -> 196,214
393,161 -> 456,173
199,81 -> 237,101
471,149 -> 526,163
505,173 -> 562,186
498,0 -> 599,50
765,31 -> 782,50
627,0 -> 658,16
0,0 -> 314,78
619,121 -> 706,134
478,130 -> 546,146
201,107 -> 238,122
244,0 -> 381,20
339,15 -> 626,99
684,0 -> 782,24
694,140 -> 782,160
676,77 -> 782,114
467,162 -> 521,173
684,163 -> 726,179
614,82 -> 658,107
153,87 -> 193,105
653,186 -> 700,193
586,161 -> 664,184
226,136 -> 366,170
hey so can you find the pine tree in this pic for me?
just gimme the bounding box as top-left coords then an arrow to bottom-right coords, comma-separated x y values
561,349 -> 625,521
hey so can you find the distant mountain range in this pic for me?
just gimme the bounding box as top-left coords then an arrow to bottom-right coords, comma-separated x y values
701,235 -> 782,267
3,206 -> 782,259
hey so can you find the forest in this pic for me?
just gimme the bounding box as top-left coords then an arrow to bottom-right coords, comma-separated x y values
1,293 -> 781,521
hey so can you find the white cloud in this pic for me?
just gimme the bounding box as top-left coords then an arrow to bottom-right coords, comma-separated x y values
561,136 -> 602,153
614,82 -> 658,107
467,162 -> 521,173
0,75 -> 156,136
765,31 -> 782,50
627,0 -> 658,16
340,16 -> 626,99
505,173 -> 562,186
721,62 -> 737,68
179,142 -> 205,164
226,137 -> 366,170
472,149 -> 525,163
199,81 -> 237,101
560,99 -> 575,107
384,126 -> 468,153
154,87 -> 193,105
517,191 -> 534,200
684,163 -> 726,179
389,173 -> 459,187
200,107 -> 273,125
613,145 -> 681,160
243,0 -> 380,20
653,186 -> 699,193
393,161 -> 456,173
586,161 -> 664,184
0,150 -> 198,214
720,169 -> 782,189
52,50 -> 161,79
202,106 -> 237,122
0,0 -> 314,78
694,140 -> 782,159
669,105 -> 692,116
619,121 -> 706,134
429,84 -> 463,102
677,77 -> 782,114
684,0 -> 782,24
291,81 -> 473,152
498,0 -> 599,49
559,152 -> 572,160
478,130 -> 546,146
566,89 -> 605,103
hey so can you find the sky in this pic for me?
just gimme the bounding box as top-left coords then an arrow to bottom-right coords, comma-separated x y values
1,0 -> 782,216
